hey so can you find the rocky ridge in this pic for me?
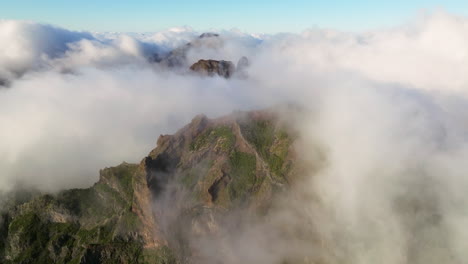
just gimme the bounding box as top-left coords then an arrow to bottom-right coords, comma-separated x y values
152,33 -> 249,78
0,108 -> 299,264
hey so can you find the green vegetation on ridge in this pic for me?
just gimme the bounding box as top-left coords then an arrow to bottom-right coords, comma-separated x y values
190,126 -> 235,152
240,119 -> 292,182
0,112 -> 296,264
0,163 -> 159,264
228,151 -> 257,201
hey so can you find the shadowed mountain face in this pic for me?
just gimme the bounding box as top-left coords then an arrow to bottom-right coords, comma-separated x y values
0,109 -> 299,264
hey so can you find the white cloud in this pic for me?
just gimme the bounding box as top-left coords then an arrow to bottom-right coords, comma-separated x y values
0,20 -> 93,82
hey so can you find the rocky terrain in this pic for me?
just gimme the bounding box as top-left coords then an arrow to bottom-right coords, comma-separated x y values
189,59 -> 236,78
0,108 -> 300,263
152,33 -> 248,78
152,32 -> 224,68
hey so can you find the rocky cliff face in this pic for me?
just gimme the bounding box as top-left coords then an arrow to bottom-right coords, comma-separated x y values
189,59 -> 236,78
152,33 -> 249,79
0,162 -> 174,264
0,109 -> 299,264
153,33 -> 224,68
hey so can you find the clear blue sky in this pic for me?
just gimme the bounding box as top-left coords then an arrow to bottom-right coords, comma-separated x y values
1,0 -> 467,33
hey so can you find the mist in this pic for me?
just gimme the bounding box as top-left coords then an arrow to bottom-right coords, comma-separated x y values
2,10 -> 468,263
153,72 -> 468,264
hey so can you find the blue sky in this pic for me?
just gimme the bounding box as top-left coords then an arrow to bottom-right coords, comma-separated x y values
1,0 -> 467,33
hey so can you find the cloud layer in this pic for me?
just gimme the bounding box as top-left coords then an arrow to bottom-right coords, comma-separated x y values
1,11 -> 468,189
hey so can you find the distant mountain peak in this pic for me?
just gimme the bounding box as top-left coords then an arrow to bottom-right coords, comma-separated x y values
199,32 -> 219,38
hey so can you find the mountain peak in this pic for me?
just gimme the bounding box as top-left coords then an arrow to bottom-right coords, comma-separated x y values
199,32 -> 219,38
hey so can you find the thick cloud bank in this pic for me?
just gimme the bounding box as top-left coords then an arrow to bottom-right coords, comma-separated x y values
1,11 -> 468,188
0,20 -> 93,83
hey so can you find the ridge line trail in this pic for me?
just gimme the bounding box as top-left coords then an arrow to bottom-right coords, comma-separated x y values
233,121 -> 285,188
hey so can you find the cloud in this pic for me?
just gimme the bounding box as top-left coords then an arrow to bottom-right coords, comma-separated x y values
291,82 -> 468,263
0,67 -> 259,191
152,71 -> 468,264
0,20 -> 94,82
263,11 -> 468,93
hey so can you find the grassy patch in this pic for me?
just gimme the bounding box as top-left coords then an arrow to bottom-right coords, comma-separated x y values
240,120 -> 275,158
267,130 -> 291,178
75,222 -> 115,245
228,151 -> 257,201
118,211 -> 140,233
100,163 -> 138,198
190,126 -> 235,151
8,213 -> 54,263
241,120 -> 292,181
140,246 -> 177,264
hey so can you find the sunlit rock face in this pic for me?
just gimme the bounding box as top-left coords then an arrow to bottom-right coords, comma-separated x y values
190,59 -> 236,78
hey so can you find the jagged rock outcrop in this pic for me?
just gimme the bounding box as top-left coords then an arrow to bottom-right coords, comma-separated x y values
145,109 -> 297,207
153,32 -> 223,68
151,33 -> 249,79
0,109 -> 299,263
189,59 -> 236,78
141,109 -> 300,262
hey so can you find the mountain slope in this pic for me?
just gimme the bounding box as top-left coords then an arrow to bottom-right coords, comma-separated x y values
0,109 -> 299,264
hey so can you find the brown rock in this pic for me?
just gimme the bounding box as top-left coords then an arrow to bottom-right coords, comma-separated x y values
189,59 -> 236,78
